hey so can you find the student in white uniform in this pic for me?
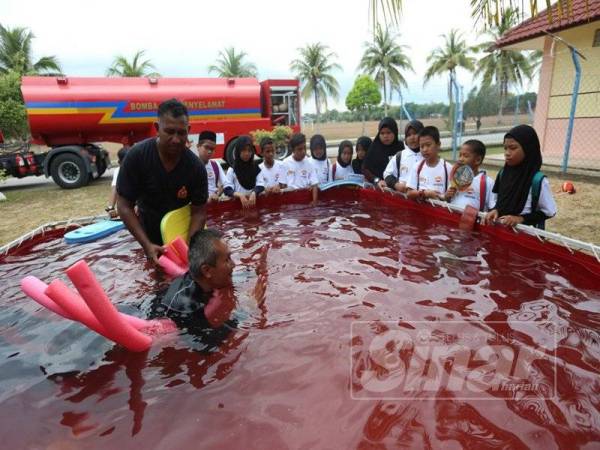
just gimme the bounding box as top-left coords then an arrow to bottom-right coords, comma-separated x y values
106,145 -> 129,218
484,125 -> 557,229
445,140 -> 496,211
331,140 -> 355,180
380,120 -> 424,192
282,133 -> 319,205
407,126 -> 453,201
257,137 -> 285,193
308,134 -> 332,183
223,135 -> 264,208
196,130 -> 226,202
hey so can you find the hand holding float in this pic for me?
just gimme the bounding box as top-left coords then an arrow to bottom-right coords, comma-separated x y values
158,236 -> 190,277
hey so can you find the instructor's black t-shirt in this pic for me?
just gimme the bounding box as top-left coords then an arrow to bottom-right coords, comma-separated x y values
117,138 -> 208,245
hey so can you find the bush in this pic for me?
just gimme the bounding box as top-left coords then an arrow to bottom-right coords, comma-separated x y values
250,125 -> 293,148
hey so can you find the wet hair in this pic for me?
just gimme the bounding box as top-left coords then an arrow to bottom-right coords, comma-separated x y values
260,137 -> 274,149
463,139 -> 486,161
117,147 -> 128,164
289,133 -> 306,151
157,98 -> 188,119
418,126 -> 440,145
188,228 -> 224,277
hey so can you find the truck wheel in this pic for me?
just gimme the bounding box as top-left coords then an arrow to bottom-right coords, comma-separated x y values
225,138 -> 238,167
275,144 -> 290,161
50,153 -> 89,189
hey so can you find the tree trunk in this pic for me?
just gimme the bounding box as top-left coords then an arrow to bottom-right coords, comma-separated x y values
383,74 -> 388,116
362,109 -> 366,135
497,78 -> 507,125
314,85 -> 320,131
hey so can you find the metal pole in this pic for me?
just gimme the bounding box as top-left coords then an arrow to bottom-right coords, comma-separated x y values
402,104 -> 413,121
527,99 -> 534,124
514,95 -> 520,126
562,47 -> 582,173
450,72 -> 460,160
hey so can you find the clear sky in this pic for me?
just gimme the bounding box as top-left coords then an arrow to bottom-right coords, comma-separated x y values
1,0 -> 538,113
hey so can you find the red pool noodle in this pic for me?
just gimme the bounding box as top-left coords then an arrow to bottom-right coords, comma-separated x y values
158,255 -> 187,277
66,260 -> 152,352
171,236 -> 189,266
21,276 -> 74,320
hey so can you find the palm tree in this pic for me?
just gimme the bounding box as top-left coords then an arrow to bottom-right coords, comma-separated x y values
0,24 -> 62,75
106,50 -> 158,77
475,8 -> 540,122
424,29 -> 475,130
208,47 -> 257,78
358,25 -> 412,115
290,43 -> 341,126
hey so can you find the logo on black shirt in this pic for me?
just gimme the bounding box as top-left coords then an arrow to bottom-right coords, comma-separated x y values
177,186 -> 188,199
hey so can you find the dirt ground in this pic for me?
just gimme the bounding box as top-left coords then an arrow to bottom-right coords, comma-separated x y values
308,115 -> 530,141
1,167 -> 598,248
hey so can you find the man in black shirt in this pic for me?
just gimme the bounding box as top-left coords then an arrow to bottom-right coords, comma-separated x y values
117,99 -> 208,262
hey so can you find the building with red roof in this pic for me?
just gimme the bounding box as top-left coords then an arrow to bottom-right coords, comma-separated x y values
497,0 -> 600,169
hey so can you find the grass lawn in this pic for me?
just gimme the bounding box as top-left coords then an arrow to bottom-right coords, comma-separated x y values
1,167 -> 598,247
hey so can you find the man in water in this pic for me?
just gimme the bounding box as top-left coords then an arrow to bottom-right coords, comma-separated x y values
117,99 -> 208,263
152,228 -> 267,334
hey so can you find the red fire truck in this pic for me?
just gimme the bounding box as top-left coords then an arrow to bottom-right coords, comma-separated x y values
1,76 -> 301,189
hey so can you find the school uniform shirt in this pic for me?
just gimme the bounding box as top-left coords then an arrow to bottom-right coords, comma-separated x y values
450,172 -> 496,211
258,160 -> 285,188
117,137 -> 208,245
519,178 -> 557,217
204,160 -> 226,196
309,158 -> 332,183
406,158 -> 453,195
224,167 -> 264,195
332,162 -> 355,180
282,156 -> 319,189
383,150 -> 423,184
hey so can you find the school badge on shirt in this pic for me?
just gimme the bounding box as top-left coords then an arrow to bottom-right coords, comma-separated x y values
177,185 -> 188,199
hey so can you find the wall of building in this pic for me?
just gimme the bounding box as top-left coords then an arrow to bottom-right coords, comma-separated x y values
535,21 -> 600,169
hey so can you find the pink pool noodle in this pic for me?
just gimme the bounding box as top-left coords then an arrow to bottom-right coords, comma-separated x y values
23,275 -> 168,333
163,245 -> 185,267
158,255 -> 187,277
65,260 -> 152,352
21,276 -> 74,320
46,279 -> 111,338
171,236 -> 189,267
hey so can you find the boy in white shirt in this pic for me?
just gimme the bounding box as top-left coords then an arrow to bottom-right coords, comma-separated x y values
445,140 -> 496,211
283,133 -> 319,205
407,126 -> 453,201
196,131 -> 225,202
379,120 -> 424,192
258,137 -> 285,193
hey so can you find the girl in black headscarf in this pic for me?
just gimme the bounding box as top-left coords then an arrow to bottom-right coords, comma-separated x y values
484,125 -> 556,228
353,136 -> 371,175
309,134 -> 331,183
332,140 -> 354,180
223,135 -> 264,208
363,117 -> 404,183
382,120 -> 424,191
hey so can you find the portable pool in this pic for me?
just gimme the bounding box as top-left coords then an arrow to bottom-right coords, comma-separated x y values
1,188 -> 599,449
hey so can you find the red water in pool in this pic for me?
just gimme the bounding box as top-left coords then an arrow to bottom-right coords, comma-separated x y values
1,194 -> 599,449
